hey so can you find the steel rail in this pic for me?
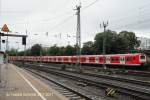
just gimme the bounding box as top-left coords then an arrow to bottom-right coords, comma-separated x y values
15,62 -> 150,100
24,68 -> 93,100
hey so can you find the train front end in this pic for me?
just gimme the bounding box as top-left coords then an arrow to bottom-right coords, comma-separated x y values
139,53 -> 147,66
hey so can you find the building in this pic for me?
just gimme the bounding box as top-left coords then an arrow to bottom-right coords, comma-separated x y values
137,37 -> 150,50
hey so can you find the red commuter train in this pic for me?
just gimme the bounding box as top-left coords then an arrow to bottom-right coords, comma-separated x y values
9,53 -> 147,66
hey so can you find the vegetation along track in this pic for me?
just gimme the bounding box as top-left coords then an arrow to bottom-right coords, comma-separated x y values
19,63 -> 150,100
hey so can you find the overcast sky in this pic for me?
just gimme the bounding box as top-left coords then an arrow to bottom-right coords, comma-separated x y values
0,0 -> 150,51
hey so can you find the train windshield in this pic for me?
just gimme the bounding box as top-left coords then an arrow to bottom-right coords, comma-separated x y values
140,55 -> 145,60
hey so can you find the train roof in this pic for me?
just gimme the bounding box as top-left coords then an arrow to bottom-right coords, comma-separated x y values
9,53 -> 145,57
74,53 -> 145,56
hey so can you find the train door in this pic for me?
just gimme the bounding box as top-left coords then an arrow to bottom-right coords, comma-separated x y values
106,56 -> 110,64
120,56 -> 125,64
95,56 -> 99,64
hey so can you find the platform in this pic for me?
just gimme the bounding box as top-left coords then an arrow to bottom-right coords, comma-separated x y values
0,64 -> 68,100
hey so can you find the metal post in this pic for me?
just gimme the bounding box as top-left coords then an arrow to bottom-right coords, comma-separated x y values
0,35 -> 3,83
75,4 -> 82,71
40,44 -> 42,65
0,36 -> 1,51
0,64 -> 1,83
24,30 -> 27,64
100,22 -> 108,69
6,32 -> 9,64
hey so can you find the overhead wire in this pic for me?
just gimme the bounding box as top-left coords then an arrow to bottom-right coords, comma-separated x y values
8,0 -> 101,34
109,16 -> 150,31
8,0 -> 74,26
47,14 -> 75,32
82,0 -> 100,11
46,0 -> 101,32
109,12 -> 150,27
108,2 -> 150,31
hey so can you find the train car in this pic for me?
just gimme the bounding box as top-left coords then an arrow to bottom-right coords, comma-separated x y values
9,53 -> 147,66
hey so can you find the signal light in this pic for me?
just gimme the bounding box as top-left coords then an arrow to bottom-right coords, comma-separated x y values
22,37 -> 26,45
2,40 -> 5,43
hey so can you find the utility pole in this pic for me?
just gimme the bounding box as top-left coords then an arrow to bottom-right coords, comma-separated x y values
100,21 -> 108,69
24,30 -> 27,54
39,44 -> 42,65
75,4 -> 82,71
5,32 -> 9,64
23,30 -> 27,64
6,32 -> 8,52
0,35 -> 1,51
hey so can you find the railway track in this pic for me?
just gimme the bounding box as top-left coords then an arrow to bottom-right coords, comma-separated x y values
24,68 -> 93,100
34,62 -> 150,77
14,61 -> 150,77
24,67 -> 136,100
24,63 -> 150,87
20,63 -> 150,100
116,70 -> 150,77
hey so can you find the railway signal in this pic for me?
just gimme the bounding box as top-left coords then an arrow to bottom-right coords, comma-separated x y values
0,31 -> 27,57
2,40 -> 5,43
22,37 -> 26,45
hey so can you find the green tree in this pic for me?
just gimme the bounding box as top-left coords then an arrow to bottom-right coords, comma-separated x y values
31,44 -> 42,56
118,31 -> 140,53
93,30 -> 140,54
25,49 -> 31,56
114,35 -> 131,54
64,45 -> 76,55
48,45 -> 60,56
18,51 -> 24,56
94,30 -> 118,54
7,48 -> 18,56
81,41 -> 95,55
41,48 -> 48,56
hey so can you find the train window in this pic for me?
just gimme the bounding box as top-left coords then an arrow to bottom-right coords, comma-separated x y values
99,58 -> 103,61
54,58 -> 56,61
71,58 -> 77,61
126,57 -> 131,61
112,57 -> 119,61
133,57 -> 135,60
140,56 -> 145,60
64,58 -> 69,61
100,57 -> 105,60
58,58 -> 62,61
116,58 -> 119,61
49,58 -> 51,60
89,57 -> 95,61
81,57 -> 86,61
112,58 -> 114,61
